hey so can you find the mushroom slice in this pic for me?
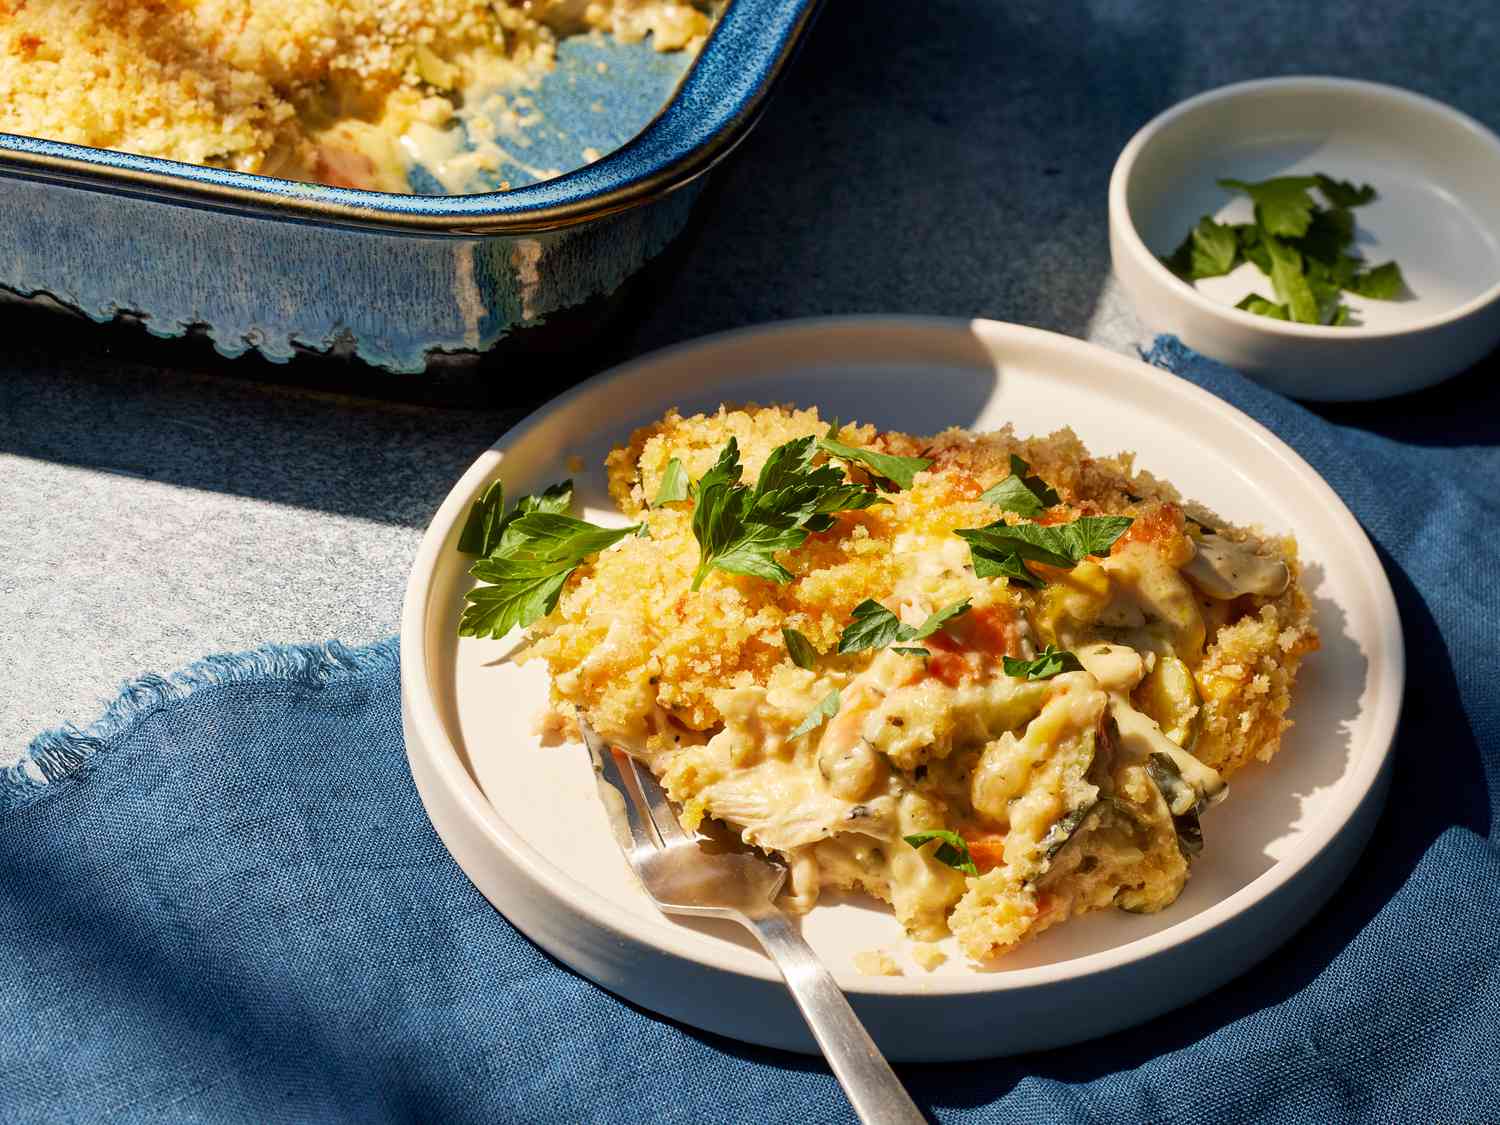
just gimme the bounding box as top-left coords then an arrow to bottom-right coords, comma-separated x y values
1182,534 -> 1290,599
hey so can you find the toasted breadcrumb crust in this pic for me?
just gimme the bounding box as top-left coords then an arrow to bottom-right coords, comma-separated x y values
553,404 -> 1316,768
911,943 -> 948,972
0,0 -> 710,188
853,949 -> 903,977
525,404 -> 1319,960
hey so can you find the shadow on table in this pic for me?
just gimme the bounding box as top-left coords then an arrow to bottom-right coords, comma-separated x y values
1309,349 -> 1500,447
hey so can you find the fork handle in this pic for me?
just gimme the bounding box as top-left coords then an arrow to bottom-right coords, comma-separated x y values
743,910 -> 928,1125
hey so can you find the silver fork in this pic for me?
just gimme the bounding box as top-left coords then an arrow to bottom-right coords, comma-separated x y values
579,720 -> 926,1125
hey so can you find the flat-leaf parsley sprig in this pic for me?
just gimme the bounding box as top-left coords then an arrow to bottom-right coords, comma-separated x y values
955,515 -> 1133,588
689,434 -> 885,590
457,481 -> 640,639
979,454 -> 1061,517
818,419 -> 933,492
457,479 -> 573,557
1163,172 -> 1407,326
1003,645 -> 1084,681
837,598 -> 971,657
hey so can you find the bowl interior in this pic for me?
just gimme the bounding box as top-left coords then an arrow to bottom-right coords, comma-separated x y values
1125,80 -> 1500,329
415,318 -> 1400,990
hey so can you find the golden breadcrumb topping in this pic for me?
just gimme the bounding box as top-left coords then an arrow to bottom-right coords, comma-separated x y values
520,405 -> 1318,962
0,0 -> 711,191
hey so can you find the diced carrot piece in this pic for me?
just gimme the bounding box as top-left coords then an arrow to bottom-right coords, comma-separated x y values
961,830 -> 1008,874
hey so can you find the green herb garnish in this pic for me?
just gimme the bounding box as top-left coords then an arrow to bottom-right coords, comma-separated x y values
1349,261 -> 1405,299
1162,216 -> 1240,280
782,627 -> 819,670
1163,173 -> 1407,326
836,598 -> 971,656
459,505 -> 640,639
818,424 -> 932,492
979,454 -> 1061,517
789,688 -> 841,740
1313,173 -> 1376,209
652,457 -> 690,507
689,436 -> 883,590
457,480 -> 574,557
1002,645 -> 1084,681
1218,175 -> 1323,238
903,830 -> 979,876
954,515 -> 1133,588
1235,293 -> 1289,320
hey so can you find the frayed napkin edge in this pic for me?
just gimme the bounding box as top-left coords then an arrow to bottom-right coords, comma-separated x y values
4,638 -> 399,815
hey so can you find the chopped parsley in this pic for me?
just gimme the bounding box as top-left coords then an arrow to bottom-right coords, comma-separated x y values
782,626 -> 820,670
979,454 -> 1060,517
789,688 -> 841,740
954,515 -> 1133,588
903,830 -> 978,876
836,598 -> 971,656
457,484 -> 640,638
1002,645 -> 1083,680
818,422 -> 932,491
1163,173 -> 1407,326
689,435 -> 883,590
457,479 -> 573,557
1161,215 -> 1239,280
652,457 -> 690,507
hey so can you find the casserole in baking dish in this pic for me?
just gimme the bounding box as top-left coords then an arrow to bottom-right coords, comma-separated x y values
0,0 -> 819,373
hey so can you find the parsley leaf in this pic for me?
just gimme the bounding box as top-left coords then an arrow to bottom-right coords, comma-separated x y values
652,457 -> 689,507
459,561 -> 574,640
1236,223 -> 1271,274
837,598 -> 971,654
1162,215 -> 1240,280
818,435 -> 932,491
1264,235 -> 1321,324
955,515 -> 1133,587
783,627 -> 819,670
1218,175 -> 1321,238
1194,173 -> 1403,327
1236,292 -> 1290,320
459,507 -> 639,638
689,436 -> 883,590
1293,206 -> 1356,265
903,830 -> 978,876
892,646 -> 931,657
1349,261 -> 1406,300
1314,174 -> 1377,209
1003,645 -> 1084,680
979,454 -> 1060,517
457,479 -> 573,557
458,481 -> 505,555
789,689 -> 841,740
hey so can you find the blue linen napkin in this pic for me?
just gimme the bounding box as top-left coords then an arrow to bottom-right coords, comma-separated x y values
4,338 -> 1497,1124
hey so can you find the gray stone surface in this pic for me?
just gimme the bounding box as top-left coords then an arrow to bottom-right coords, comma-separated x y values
3,0 -> 1498,758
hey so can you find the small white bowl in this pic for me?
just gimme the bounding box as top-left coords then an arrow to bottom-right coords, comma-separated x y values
1110,76 -> 1500,401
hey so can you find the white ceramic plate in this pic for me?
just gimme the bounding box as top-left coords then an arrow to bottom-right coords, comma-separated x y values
1110,76 -> 1500,401
400,317 -> 1402,1061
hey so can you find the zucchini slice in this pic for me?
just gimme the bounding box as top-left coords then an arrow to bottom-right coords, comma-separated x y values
1145,751 -> 1206,858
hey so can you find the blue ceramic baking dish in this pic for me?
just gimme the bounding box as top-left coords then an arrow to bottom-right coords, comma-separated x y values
0,0 -> 819,375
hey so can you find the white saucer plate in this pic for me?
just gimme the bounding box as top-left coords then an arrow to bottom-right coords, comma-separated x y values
400,317 -> 1403,1061
1111,76 -> 1500,401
